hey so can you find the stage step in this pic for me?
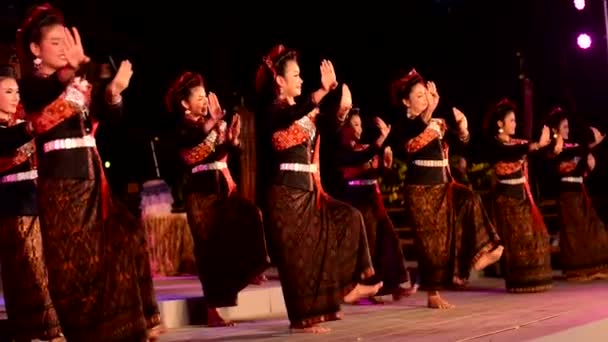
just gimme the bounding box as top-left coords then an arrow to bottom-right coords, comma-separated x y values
155,268 -> 420,329
155,278 -> 287,329
0,279 -> 289,332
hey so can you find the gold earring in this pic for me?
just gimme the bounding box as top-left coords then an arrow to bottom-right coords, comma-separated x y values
498,128 -> 504,133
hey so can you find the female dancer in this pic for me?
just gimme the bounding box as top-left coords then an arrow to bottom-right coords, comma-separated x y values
17,4 -> 161,340
390,69 -> 503,308
255,44 -> 381,333
337,111 -> 413,302
0,64 -> 64,341
546,108 -> 608,281
165,71 -> 269,326
484,99 -> 553,293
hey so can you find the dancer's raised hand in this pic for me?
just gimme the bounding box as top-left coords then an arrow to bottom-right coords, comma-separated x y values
63,27 -> 89,69
208,92 -> 225,121
320,60 -> 338,91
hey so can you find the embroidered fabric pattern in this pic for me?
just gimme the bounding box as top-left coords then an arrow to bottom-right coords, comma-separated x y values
295,115 -> 316,142
272,124 -> 309,151
30,78 -> 92,134
0,141 -> 36,173
406,128 -> 440,153
180,130 -> 218,166
495,161 -> 523,175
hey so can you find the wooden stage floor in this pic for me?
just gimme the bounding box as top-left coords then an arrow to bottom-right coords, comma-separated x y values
157,276 -> 608,342
2,276 -> 607,341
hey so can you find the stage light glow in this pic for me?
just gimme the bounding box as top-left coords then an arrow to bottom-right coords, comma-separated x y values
574,0 -> 585,10
577,33 -> 592,49
104,161 -> 111,168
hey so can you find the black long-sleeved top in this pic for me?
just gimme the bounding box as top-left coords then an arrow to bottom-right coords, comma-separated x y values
20,73 -> 121,180
390,115 -> 466,185
0,120 -> 37,216
338,144 -> 381,166
552,142 -> 588,192
336,141 -> 389,207
177,117 -> 240,195
487,138 -> 532,200
260,96 -> 318,192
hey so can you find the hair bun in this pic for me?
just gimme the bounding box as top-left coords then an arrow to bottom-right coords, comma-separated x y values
390,68 -> 424,108
0,64 -> 17,79
165,71 -> 204,113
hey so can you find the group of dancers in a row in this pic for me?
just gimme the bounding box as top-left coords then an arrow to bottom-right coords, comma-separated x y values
1,3 -> 608,341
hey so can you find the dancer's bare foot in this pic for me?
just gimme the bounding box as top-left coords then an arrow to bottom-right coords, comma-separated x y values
473,246 -> 504,271
591,272 -> 608,280
393,285 -> 418,301
452,276 -> 469,290
251,274 -> 267,285
207,307 -> 236,327
290,325 -> 331,334
344,282 -> 383,304
427,291 -> 455,309
567,275 -> 592,282
147,324 -> 166,342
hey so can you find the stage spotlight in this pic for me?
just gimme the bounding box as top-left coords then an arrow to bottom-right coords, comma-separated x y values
574,0 -> 585,10
577,33 -> 592,49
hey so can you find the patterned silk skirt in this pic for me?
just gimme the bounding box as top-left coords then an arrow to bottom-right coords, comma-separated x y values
266,185 -> 373,328
0,215 -> 63,341
405,182 -> 501,291
37,178 -> 160,342
344,185 -> 409,295
185,191 -> 270,308
558,190 -> 608,278
492,193 -> 553,292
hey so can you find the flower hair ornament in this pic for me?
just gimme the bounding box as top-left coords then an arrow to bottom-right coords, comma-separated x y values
263,56 -> 277,78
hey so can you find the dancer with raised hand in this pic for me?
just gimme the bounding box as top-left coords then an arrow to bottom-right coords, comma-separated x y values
337,110 -> 414,303
255,44 -> 381,333
17,4 -> 162,340
0,64 -> 64,341
484,99 -> 553,293
545,108 -> 608,281
390,69 -> 503,309
166,71 -> 269,327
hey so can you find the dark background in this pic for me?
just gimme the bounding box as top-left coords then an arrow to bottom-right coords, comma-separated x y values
2,0 -> 607,193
